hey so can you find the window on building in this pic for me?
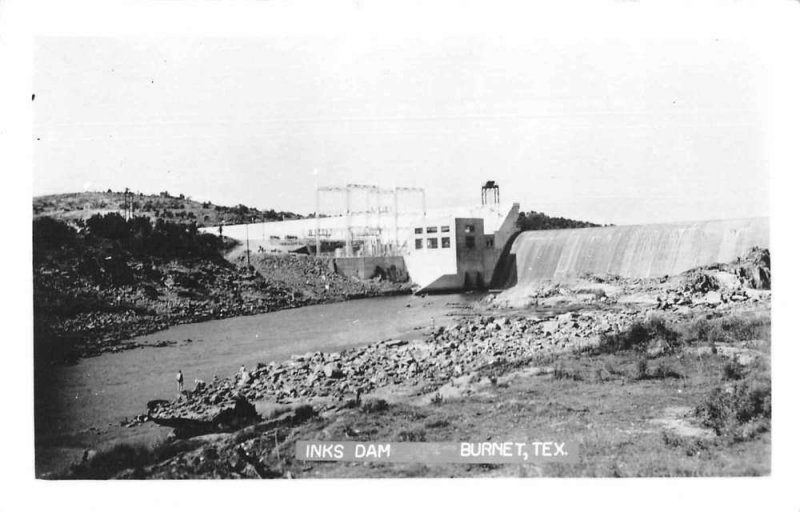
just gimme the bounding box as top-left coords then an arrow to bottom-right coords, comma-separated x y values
441,237 -> 451,248
465,224 -> 475,233
427,238 -> 438,249
486,237 -> 494,248
415,239 -> 423,250
441,225 -> 450,233
414,227 -> 423,234
465,236 -> 475,249
426,226 -> 438,233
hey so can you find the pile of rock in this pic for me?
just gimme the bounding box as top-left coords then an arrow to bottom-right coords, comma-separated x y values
146,308 -> 651,424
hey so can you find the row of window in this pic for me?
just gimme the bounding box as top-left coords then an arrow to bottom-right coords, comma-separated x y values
414,225 -> 451,235
414,236 -> 484,250
414,225 -> 477,234
415,237 -> 451,250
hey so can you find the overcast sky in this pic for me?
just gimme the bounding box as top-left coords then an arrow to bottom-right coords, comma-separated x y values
32,1 -> 771,225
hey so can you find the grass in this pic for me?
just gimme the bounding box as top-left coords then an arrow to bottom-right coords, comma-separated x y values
678,312 -> 771,345
281,313 -> 769,478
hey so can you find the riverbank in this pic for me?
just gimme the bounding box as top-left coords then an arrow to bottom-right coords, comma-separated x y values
60,251 -> 771,478
34,224 -> 411,364
34,293 -> 473,477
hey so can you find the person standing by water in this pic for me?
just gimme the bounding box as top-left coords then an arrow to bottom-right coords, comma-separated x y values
176,370 -> 184,394
238,364 -> 249,386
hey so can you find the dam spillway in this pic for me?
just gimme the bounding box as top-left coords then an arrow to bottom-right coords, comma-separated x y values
509,217 -> 769,284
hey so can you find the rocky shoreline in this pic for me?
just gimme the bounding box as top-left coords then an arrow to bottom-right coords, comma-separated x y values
140,250 -> 770,433
54,248 -> 771,479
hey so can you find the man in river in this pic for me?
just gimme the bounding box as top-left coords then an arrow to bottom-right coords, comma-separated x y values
176,370 -> 184,394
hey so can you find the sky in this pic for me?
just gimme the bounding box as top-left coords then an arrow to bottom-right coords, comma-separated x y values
32,1 -> 772,225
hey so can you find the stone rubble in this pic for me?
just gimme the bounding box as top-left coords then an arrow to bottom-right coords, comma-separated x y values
145,248 -> 771,430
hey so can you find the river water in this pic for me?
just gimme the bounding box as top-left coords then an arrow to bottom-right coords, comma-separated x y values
35,293 -> 482,476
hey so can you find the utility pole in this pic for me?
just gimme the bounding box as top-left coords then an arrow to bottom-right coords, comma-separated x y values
123,187 -> 132,220
245,220 -> 251,268
345,185 -> 352,257
393,187 -> 399,251
315,186 -> 321,257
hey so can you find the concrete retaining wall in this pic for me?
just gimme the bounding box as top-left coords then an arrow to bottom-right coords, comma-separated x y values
332,256 -> 409,282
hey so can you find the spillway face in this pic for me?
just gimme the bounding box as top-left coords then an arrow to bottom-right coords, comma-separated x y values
510,218 -> 769,284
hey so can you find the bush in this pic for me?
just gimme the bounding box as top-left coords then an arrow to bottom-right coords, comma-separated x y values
695,379 -> 771,439
595,316 -> 680,354
635,359 -> 649,380
516,210 -> 600,231
394,428 -> 427,442
553,365 -> 584,381
86,212 -> 130,239
708,316 -> 770,344
651,361 -> 683,380
680,314 -> 770,345
361,398 -> 389,413
722,359 -> 747,381
33,216 -> 76,252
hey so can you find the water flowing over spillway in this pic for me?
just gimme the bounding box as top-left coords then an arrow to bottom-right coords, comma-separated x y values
509,217 -> 769,284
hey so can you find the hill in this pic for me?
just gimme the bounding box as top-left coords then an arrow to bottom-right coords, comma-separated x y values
33,190 -> 306,227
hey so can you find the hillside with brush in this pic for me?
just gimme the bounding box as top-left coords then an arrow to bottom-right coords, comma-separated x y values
33,214 -> 409,364
33,190 -> 306,227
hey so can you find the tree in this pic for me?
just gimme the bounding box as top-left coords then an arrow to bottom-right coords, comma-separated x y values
516,211 -> 600,232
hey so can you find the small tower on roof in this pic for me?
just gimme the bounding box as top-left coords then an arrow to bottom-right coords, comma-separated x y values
481,180 -> 499,206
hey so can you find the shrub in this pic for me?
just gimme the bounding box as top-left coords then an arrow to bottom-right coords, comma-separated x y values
695,379 -> 771,439
635,359 -> 649,380
651,361 -> 683,380
361,398 -> 389,414
595,316 -> 680,354
722,359 -> 747,381
86,212 -> 130,239
394,428 -> 427,442
423,417 -> 450,429
292,404 -> 316,423
680,314 -> 770,345
33,216 -> 76,252
553,365 -> 584,381
516,210 -> 600,231
708,316 -> 770,344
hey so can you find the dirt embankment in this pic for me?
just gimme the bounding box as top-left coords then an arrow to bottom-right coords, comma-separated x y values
64,249 -> 770,479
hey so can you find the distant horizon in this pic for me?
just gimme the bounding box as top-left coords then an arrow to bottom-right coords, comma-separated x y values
32,186 -> 771,229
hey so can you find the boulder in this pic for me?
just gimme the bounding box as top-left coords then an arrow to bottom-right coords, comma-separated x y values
540,320 -> 559,335
323,362 -> 344,379
147,399 -> 170,411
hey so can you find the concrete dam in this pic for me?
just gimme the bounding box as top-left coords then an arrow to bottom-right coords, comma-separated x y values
507,217 -> 769,285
